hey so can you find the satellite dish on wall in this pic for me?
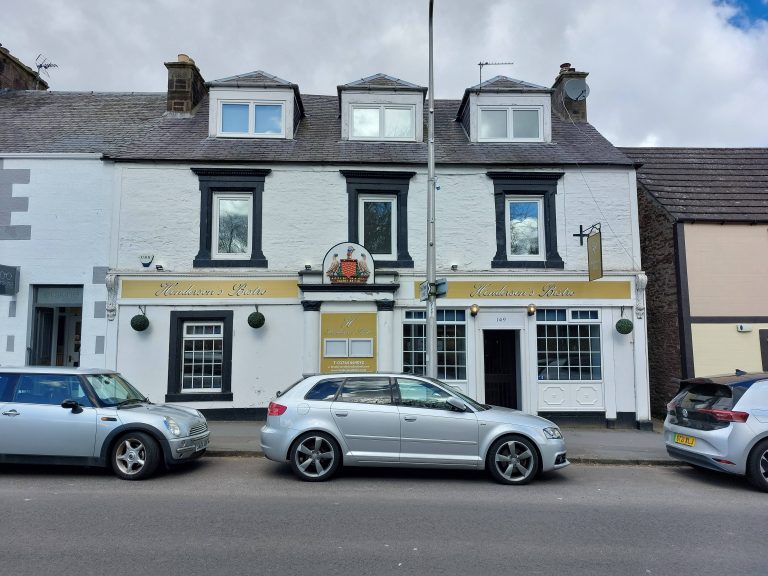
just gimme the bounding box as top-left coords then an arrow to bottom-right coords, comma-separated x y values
564,78 -> 590,101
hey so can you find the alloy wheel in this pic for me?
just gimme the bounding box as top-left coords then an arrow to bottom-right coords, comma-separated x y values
493,439 -> 536,483
115,438 -> 147,476
294,435 -> 336,479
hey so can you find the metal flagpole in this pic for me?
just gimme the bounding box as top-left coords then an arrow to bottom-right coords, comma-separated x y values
426,0 -> 437,378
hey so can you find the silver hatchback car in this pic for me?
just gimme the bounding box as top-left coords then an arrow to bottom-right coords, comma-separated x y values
261,373 -> 569,484
664,371 -> 768,491
0,367 -> 210,480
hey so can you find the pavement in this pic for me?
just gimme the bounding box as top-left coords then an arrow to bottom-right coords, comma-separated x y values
206,418 -> 678,465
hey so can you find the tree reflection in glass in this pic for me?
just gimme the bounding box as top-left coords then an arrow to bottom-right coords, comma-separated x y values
217,197 -> 249,254
363,200 -> 393,255
509,201 -> 540,255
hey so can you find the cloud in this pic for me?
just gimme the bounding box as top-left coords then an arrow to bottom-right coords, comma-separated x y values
2,0 -> 767,146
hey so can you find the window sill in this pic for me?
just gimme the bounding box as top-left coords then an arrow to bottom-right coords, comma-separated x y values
193,257 -> 268,268
165,393 -> 234,403
491,258 -> 564,269
374,259 -> 414,269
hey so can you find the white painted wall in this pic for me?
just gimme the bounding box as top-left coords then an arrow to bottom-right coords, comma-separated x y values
114,302 -> 304,408
0,156 -> 112,368
116,163 -> 640,275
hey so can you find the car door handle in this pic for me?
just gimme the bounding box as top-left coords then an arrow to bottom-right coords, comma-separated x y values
334,411 -> 348,417
403,416 -> 417,422
2,410 -> 20,417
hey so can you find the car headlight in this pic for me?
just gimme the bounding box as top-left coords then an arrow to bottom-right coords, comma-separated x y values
163,417 -> 181,437
543,427 -> 562,439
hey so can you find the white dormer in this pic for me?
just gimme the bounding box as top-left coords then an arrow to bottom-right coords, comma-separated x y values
338,74 -> 427,142
456,76 -> 552,143
207,70 -> 304,139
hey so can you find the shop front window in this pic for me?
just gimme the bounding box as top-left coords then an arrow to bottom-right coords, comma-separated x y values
403,310 -> 467,380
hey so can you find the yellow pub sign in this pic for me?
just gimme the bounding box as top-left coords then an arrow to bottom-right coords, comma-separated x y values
320,313 -> 377,374
121,279 -> 299,299
414,280 -> 631,300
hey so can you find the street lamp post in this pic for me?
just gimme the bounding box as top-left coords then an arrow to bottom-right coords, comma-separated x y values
426,0 -> 437,378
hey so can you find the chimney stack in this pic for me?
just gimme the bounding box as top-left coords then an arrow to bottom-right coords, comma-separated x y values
0,44 -> 49,91
551,62 -> 589,122
164,54 -> 206,115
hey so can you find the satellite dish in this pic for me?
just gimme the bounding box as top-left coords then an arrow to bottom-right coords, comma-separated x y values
564,78 -> 590,101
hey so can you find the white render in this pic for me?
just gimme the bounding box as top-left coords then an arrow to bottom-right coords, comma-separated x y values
0,156 -> 112,368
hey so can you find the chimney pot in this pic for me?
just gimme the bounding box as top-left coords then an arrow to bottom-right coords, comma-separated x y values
560,62 -> 571,73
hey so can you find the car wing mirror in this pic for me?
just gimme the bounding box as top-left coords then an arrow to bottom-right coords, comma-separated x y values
446,397 -> 467,412
61,399 -> 83,414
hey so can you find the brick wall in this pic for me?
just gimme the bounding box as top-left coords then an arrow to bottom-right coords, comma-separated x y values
637,185 -> 682,415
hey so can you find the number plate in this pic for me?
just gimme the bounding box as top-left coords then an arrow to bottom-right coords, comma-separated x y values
195,438 -> 209,451
674,433 -> 696,447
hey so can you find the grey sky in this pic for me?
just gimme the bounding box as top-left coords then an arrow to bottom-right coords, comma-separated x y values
3,0 -> 767,146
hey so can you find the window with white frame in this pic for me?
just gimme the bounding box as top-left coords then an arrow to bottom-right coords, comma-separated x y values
350,105 -> 415,140
536,309 -> 601,381
479,106 -> 543,142
506,197 -> 545,260
323,338 -> 374,358
181,322 -> 224,392
213,193 -> 252,259
403,310 -> 467,380
359,195 -> 397,259
219,101 -> 284,137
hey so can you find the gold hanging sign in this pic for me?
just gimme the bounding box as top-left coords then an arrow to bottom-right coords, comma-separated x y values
587,230 -> 603,282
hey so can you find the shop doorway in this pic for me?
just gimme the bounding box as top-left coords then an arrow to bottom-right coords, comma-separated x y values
29,286 -> 83,367
760,329 -> 768,371
483,330 -> 520,409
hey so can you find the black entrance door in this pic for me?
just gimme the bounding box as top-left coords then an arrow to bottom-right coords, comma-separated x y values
483,330 -> 518,409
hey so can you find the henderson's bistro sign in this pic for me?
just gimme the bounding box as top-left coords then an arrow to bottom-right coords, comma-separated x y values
414,281 -> 631,300
120,279 -> 299,299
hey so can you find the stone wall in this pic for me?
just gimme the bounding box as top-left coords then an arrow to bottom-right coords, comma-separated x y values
637,185 -> 681,415
0,45 -> 48,90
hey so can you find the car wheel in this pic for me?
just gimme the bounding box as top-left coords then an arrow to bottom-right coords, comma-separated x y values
746,439 -> 768,492
289,432 -> 340,482
487,435 -> 539,485
111,432 -> 160,481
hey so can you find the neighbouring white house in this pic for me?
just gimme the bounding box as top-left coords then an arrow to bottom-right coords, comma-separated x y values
1,50 -> 651,428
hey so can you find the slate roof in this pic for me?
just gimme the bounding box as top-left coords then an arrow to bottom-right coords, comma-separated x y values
0,90 -> 165,154
207,70 -> 296,89
621,148 -> 768,222
0,89 -> 632,166
339,73 -> 426,92
456,75 -> 552,121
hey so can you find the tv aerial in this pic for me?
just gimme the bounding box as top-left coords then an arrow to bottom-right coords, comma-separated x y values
477,61 -> 514,91
564,77 -> 589,101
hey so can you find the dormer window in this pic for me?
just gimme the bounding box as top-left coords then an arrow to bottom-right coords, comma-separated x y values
220,101 -> 284,137
338,74 -> 426,142
456,76 -> 552,144
351,105 -> 415,140
478,106 -> 543,142
207,70 -> 304,140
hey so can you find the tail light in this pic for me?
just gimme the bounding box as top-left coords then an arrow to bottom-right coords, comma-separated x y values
267,401 -> 287,416
697,409 -> 749,423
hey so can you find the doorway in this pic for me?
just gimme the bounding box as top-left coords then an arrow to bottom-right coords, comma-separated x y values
760,329 -> 768,371
483,330 -> 520,409
29,286 -> 83,367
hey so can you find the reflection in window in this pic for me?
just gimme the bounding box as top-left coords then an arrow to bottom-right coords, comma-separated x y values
536,311 -> 601,381
214,195 -> 251,257
254,104 -> 283,134
182,322 -> 224,391
513,109 -> 540,139
384,108 -> 413,138
397,378 -> 452,410
340,377 -> 392,404
305,379 -> 343,401
508,200 -> 541,256
352,108 -> 380,138
479,109 -> 508,139
403,310 -> 467,380
362,199 -> 394,256
351,106 -> 415,140
221,103 -> 249,133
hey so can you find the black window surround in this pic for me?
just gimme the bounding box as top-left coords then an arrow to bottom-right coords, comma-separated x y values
192,168 -> 271,268
341,170 -> 415,269
166,310 -> 234,402
488,172 -> 564,269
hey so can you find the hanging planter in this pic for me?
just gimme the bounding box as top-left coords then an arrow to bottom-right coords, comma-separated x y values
131,314 -> 150,332
615,318 -> 634,335
248,307 -> 266,329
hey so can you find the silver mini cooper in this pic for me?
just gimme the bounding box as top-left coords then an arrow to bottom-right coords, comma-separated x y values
261,373 -> 569,484
0,367 -> 210,480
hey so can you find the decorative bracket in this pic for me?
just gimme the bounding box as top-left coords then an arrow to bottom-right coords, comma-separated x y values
573,222 -> 601,246
105,273 -> 117,321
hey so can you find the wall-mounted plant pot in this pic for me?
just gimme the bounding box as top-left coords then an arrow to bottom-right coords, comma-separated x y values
615,318 -> 634,335
130,314 -> 150,332
248,311 -> 266,329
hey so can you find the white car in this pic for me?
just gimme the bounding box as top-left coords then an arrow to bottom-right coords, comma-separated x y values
261,373 -> 569,484
664,371 -> 768,492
